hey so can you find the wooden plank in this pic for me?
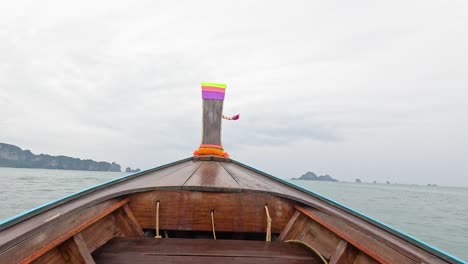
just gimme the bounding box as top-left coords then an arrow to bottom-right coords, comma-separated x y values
152,161 -> 203,188
353,252 -> 380,264
295,205 -> 416,264
183,162 -> 240,192
278,210 -> 300,241
329,240 -> 358,264
113,208 -> 142,237
281,213 -> 341,259
73,234 -> 95,264
79,214 -> 121,253
15,199 -> 129,264
93,237 -> 317,258
221,162 -> 291,192
32,248 -> 66,264
127,191 -> 296,233
122,204 -> 143,236
94,254 -> 316,264
56,238 -> 86,264
92,237 -> 321,264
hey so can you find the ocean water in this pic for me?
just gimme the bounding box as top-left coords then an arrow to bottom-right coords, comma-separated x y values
0,167 -> 466,261
0,167 -> 125,222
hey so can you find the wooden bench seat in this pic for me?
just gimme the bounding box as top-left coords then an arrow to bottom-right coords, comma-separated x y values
93,237 -> 321,264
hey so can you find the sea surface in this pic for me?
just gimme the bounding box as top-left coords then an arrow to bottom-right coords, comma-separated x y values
0,167 -> 467,261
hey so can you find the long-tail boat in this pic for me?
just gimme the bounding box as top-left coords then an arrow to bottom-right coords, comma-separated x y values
0,83 -> 464,264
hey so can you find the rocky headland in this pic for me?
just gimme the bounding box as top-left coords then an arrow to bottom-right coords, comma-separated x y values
291,171 -> 338,182
0,143 -> 121,172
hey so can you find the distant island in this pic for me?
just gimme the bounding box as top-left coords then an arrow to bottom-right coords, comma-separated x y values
125,167 -> 141,173
291,171 -> 440,186
0,143 -> 121,172
291,171 -> 338,182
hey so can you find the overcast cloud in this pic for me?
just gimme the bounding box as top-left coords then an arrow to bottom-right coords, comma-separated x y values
1,0 -> 467,186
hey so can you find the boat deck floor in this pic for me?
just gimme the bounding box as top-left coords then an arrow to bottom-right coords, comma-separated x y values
92,237 -> 320,264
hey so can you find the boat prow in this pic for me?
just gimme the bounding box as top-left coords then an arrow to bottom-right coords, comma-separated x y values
0,156 -> 464,264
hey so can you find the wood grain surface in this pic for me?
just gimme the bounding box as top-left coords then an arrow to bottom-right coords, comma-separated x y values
202,99 -> 223,145
127,191 -> 296,233
93,237 -> 321,264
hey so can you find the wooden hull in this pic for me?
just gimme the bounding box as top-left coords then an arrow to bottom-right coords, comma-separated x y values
0,157 -> 464,264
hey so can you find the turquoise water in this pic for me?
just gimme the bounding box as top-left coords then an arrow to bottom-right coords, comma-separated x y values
0,167 -> 466,261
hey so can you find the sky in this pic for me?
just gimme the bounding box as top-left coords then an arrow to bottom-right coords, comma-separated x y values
1,1 -> 467,186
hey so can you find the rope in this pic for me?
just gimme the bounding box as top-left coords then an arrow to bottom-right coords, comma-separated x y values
284,240 -> 328,264
154,201 -> 161,238
265,205 -> 272,242
211,210 -> 216,240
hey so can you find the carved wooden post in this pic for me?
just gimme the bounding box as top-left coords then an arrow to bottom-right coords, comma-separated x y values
193,82 -> 229,157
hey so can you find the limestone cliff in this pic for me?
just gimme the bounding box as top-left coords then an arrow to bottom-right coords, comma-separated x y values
0,143 -> 121,172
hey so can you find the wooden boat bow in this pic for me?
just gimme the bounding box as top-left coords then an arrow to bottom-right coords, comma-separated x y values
0,156 -> 464,264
